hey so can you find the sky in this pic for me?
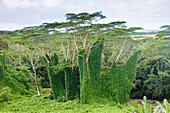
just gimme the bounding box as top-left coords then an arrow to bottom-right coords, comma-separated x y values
0,0 -> 169,31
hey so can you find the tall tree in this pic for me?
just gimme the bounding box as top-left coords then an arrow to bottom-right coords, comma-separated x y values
10,44 -> 41,96
156,25 -> 170,38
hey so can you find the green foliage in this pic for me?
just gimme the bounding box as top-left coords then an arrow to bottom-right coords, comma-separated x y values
64,67 -> 79,100
78,41 -> 103,104
0,55 -> 5,79
0,36 -> 8,51
0,87 -> 11,112
64,67 -> 71,101
0,87 -> 11,102
78,50 -> 89,103
156,25 -> 170,38
77,40 -> 139,104
1,11 -> 169,107
44,53 -> 79,101
127,27 -> 143,33
88,41 -> 104,102
131,38 -> 170,100
0,94 -> 128,113
44,53 -> 65,100
0,55 -> 33,95
128,96 -> 152,113
69,67 -> 79,100
78,50 -> 86,103
127,96 -> 170,113
102,51 -> 139,104
163,99 -> 170,113
143,96 -> 152,113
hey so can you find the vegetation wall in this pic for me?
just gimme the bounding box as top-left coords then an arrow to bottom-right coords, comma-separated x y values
44,53 -> 65,100
101,51 -> 139,104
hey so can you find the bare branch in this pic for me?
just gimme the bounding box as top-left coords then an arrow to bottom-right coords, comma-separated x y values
34,56 -> 39,66
90,38 -> 98,49
49,48 -> 54,57
80,34 -> 84,44
61,42 -> 67,62
67,42 -> 69,60
72,48 -> 76,71
83,34 -> 88,49
48,54 -> 53,64
39,46 -> 49,63
86,42 -> 91,63
11,56 -> 35,79
115,37 -> 128,62
74,35 -> 79,53
77,55 -> 84,57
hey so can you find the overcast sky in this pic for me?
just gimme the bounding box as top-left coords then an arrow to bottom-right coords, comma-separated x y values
0,0 -> 169,31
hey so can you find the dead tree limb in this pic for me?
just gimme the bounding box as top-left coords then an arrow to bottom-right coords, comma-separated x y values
115,37 -> 128,62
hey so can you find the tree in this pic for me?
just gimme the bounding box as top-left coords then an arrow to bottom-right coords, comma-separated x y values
10,44 -> 41,96
109,21 -> 127,28
127,27 -> 143,33
131,38 -> 170,100
63,11 -> 106,33
156,25 -> 170,38
0,87 -> 11,112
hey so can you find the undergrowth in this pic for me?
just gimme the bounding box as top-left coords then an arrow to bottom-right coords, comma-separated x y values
0,94 -> 131,113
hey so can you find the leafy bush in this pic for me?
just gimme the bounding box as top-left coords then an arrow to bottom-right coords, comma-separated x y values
0,55 -> 33,95
126,96 -> 170,113
0,87 -> 11,112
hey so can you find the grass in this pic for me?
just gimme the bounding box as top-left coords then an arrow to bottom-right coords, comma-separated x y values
0,94 -> 132,113
131,34 -> 157,40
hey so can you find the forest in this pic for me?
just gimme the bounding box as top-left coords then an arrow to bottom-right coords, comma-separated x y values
0,11 -> 170,113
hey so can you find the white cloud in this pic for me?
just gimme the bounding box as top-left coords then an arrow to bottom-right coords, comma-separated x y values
40,18 -> 64,24
2,0 -> 37,8
0,22 -> 37,31
0,0 -> 169,30
104,0 -> 170,16
42,0 -> 63,7
66,0 -> 96,13
87,0 -> 96,7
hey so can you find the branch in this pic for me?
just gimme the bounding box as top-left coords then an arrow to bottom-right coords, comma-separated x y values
80,34 -> 84,44
86,42 -> 91,63
20,63 -> 34,79
12,56 -> 35,79
72,48 -> 75,71
83,34 -> 88,49
115,37 -> 128,62
66,42 -> 69,60
30,56 -> 37,79
39,47 -> 49,63
34,55 -> 39,66
61,42 -> 67,62
49,48 -> 54,57
77,55 -> 84,57
74,35 -> 79,53
90,38 -> 98,49
48,54 -> 53,64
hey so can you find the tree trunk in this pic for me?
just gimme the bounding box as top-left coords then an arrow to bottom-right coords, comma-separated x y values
32,64 -> 40,96
6,100 -> 8,112
35,77 -> 40,96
